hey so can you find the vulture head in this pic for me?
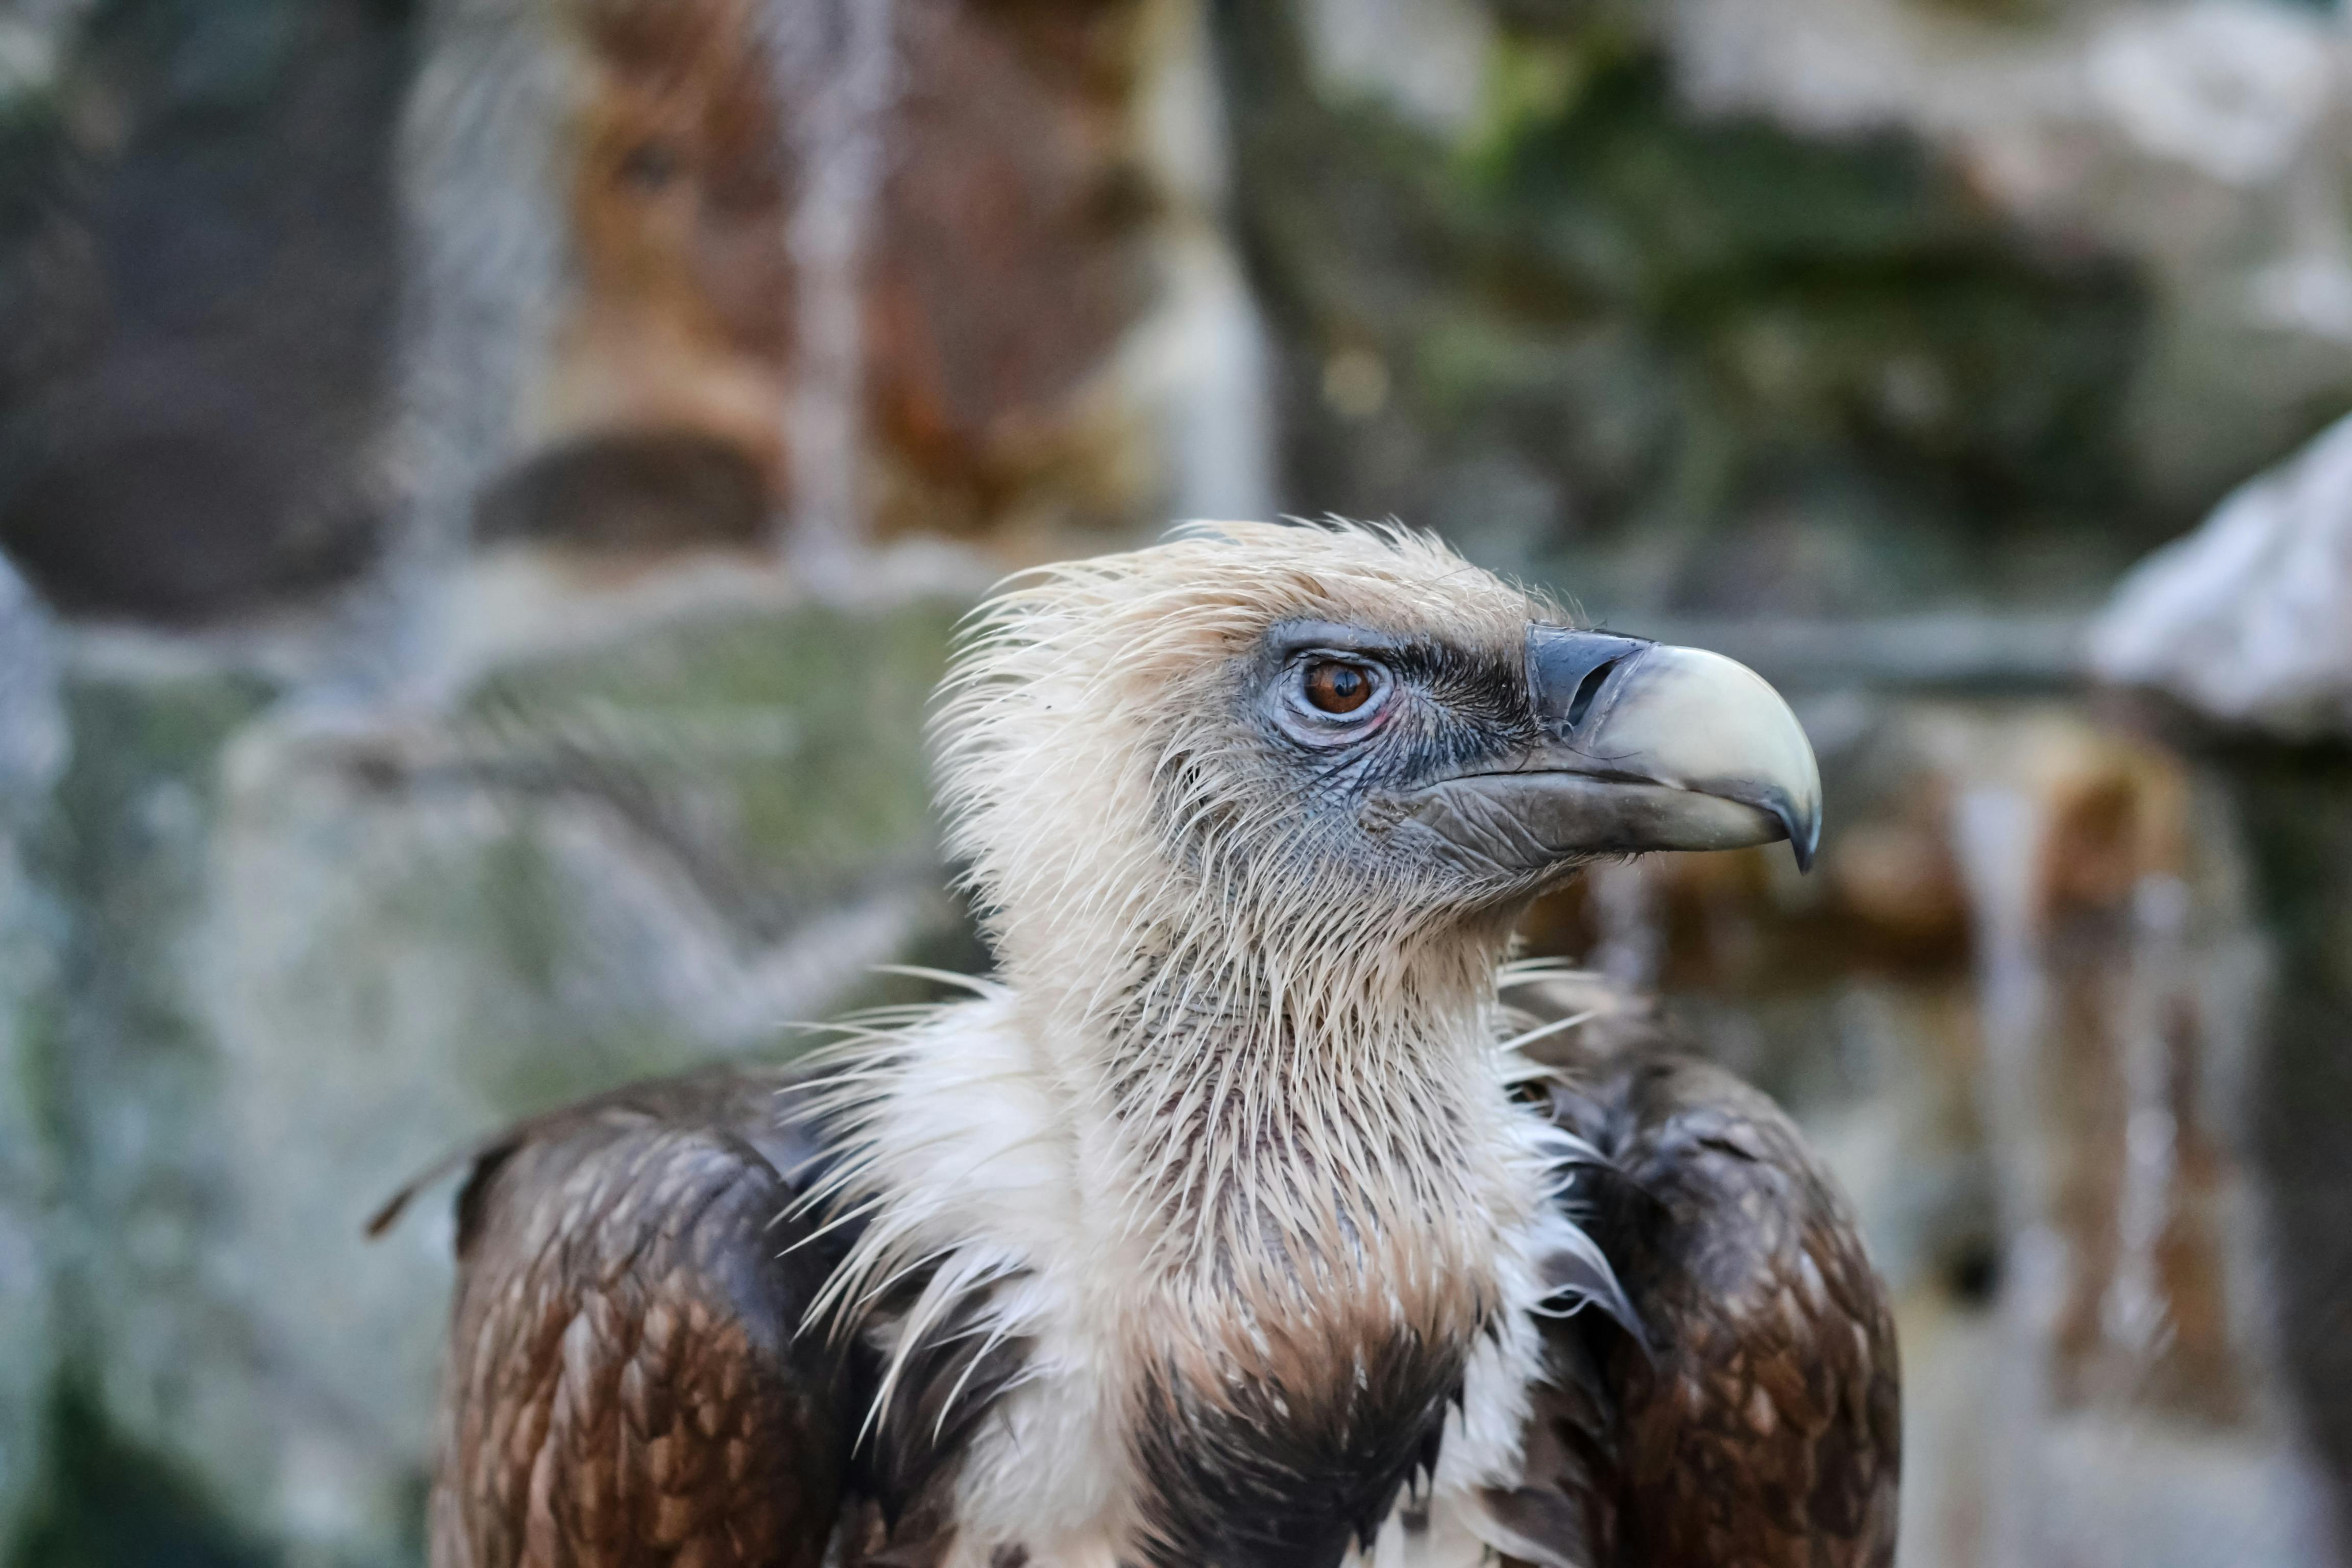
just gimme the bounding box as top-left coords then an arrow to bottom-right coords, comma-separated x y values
939,520 -> 1819,1029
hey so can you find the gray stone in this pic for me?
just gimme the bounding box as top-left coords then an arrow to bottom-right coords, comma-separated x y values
2094,410 -> 2352,738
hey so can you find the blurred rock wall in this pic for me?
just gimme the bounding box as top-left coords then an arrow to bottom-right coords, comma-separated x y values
0,0 -> 1268,635
1223,0 -> 2352,617
2092,403 -> 2352,1566
0,558 -> 64,1553
0,0 -> 405,625
1662,0 -> 2352,523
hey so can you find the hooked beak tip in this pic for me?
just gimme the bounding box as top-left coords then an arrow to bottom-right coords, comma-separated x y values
1776,797 -> 1822,873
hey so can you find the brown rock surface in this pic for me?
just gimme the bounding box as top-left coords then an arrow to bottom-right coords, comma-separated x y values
516,0 -> 1161,555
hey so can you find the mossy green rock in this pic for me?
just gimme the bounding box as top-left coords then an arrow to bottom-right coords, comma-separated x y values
1222,7 -> 2152,614
0,566 -> 64,1561
7,598 -> 967,1567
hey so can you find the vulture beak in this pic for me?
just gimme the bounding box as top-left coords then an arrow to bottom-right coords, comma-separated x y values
1402,627 -> 1823,873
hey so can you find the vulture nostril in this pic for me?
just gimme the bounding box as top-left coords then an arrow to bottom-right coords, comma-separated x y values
1565,658 -> 1620,730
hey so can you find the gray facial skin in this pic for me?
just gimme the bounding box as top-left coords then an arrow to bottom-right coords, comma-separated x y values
1399,628 -> 1822,877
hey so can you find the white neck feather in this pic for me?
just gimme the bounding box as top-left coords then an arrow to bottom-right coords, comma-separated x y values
1004,899 -> 1535,1349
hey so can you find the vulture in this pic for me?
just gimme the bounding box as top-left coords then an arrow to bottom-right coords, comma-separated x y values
377,522 -> 1899,1568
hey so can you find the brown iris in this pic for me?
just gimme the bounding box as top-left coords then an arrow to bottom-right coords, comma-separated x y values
1303,659 -> 1376,714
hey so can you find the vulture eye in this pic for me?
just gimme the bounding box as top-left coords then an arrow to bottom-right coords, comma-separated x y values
1302,659 -> 1380,716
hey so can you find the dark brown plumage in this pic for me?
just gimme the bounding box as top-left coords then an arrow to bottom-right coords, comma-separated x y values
374,1070 -> 1042,1568
383,1072 -> 851,1568
1489,982 -> 1902,1568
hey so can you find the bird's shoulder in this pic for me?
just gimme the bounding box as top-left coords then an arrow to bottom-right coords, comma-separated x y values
395,1024 -> 1054,1568
1488,974 -> 1901,1568
410,1067 -> 855,1568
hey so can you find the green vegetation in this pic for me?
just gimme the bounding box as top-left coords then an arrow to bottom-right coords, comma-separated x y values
1222,7 -> 2152,612
9,1381 -> 270,1568
464,600 -> 961,926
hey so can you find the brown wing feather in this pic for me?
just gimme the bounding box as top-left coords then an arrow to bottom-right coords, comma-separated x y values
413,1071 -> 854,1568
1492,979 -> 1902,1568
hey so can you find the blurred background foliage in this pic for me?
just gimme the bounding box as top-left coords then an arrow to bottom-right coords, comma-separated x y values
1230,6 -> 2157,609
2,0 -> 2351,1563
